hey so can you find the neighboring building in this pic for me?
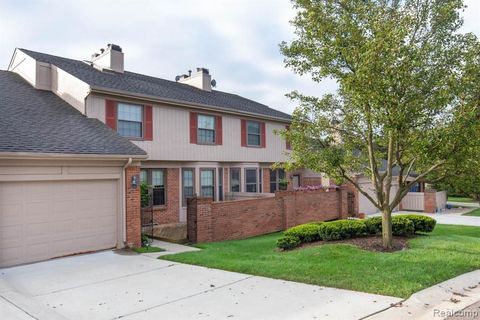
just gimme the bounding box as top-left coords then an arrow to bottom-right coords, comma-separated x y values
2,44 -> 303,266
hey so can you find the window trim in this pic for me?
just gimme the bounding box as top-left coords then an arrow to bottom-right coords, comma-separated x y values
245,167 -> 260,193
141,168 -> 167,207
197,113 -> 216,145
230,167 -> 241,192
246,120 -> 261,147
182,168 -> 196,207
116,102 -> 145,140
199,168 -> 216,200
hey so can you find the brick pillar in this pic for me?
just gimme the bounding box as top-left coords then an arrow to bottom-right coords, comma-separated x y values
188,197 -> 214,243
125,165 -> 141,248
337,187 -> 349,219
424,191 -> 436,213
280,191 -> 296,229
262,168 -> 270,193
187,197 -> 197,243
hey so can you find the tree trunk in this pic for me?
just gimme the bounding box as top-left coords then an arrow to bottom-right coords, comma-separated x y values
381,209 -> 393,249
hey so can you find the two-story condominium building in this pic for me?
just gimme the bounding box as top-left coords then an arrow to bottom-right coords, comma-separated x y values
1,44 -> 323,266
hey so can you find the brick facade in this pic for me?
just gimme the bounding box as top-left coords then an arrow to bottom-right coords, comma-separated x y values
125,165 -> 141,247
187,187 -> 352,243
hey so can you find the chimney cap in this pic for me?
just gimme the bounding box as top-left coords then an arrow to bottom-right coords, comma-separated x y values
107,44 -> 122,52
196,67 -> 209,75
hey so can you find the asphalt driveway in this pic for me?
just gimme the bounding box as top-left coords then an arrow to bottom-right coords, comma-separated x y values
0,250 -> 401,320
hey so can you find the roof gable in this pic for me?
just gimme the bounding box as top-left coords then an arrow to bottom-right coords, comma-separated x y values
19,48 -> 292,122
0,70 -> 146,156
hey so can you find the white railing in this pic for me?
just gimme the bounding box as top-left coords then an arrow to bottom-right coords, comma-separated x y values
401,192 -> 425,211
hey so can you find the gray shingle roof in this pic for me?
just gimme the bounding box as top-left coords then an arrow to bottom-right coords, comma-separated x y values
19,48 -> 292,121
0,70 -> 147,156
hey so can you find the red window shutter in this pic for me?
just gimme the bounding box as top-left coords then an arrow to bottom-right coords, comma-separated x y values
285,125 -> 291,150
260,122 -> 266,148
144,105 -> 153,141
190,112 -> 198,144
215,115 -> 223,145
105,100 -> 117,130
241,119 -> 247,147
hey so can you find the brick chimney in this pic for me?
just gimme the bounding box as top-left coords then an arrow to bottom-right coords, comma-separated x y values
91,44 -> 124,73
177,68 -> 213,91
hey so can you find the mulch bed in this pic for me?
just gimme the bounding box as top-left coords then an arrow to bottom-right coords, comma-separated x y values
300,235 -> 412,252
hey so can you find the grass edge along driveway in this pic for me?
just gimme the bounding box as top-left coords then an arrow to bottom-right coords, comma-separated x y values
160,225 -> 480,298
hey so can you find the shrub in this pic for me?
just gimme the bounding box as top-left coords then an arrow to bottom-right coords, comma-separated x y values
397,214 -> 436,233
277,235 -> 301,250
284,223 -> 322,243
318,219 -> 367,241
364,217 -> 382,235
392,216 -> 415,236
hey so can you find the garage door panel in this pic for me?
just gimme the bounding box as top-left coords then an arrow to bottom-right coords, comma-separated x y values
0,179 -> 119,267
0,225 -> 23,248
0,203 -> 22,226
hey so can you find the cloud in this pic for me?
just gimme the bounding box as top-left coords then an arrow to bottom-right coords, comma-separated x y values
0,0 -> 478,114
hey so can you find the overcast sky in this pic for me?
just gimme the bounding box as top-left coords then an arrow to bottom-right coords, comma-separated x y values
1,0 -> 479,114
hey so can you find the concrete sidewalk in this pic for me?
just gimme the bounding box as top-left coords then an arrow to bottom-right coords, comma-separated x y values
371,211 -> 480,227
364,270 -> 480,320
0,251 -> 401,320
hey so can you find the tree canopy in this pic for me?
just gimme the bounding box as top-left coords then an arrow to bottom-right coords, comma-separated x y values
280,0 -> 480,247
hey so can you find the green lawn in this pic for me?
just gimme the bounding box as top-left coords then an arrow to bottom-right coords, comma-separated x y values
132,246 -> 165,254
160,225 -> 480,298
448,196 -> 476,203
464,208 -> 480,217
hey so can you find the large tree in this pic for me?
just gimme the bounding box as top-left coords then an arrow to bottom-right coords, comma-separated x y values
280,0 -> 480,248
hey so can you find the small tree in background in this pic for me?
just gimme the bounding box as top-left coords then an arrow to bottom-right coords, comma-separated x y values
280,0 -> 480,248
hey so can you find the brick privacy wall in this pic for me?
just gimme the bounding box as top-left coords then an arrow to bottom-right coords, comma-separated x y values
424,191 -> 437,213
149,168 -> 180,225
187,187 -> 352,243
125,166 -> 141,247
262,168 -> 270,193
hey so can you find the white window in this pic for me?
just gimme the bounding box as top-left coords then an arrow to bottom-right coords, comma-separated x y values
198,115 -> 216,144
182,169 -> 195,207
245,168 -> 259,193
230,168 -> 241,192
117,103 -> 143,138
247,121 -> 261,146
200,169 -> 215,198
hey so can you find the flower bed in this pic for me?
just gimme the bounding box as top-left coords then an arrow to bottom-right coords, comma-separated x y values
276,214 -> 436,250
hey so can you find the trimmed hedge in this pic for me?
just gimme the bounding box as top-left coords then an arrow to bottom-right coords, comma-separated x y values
318,220 -> 367,241
396,214 -> 436,233
276,215 -> 436,250
277,235 -> 301,250
284,223 -> 322,243
392,216 -> 415,236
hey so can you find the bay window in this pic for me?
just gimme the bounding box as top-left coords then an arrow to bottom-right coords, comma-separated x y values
230,168 -> 240,192
200,169 -> 215,198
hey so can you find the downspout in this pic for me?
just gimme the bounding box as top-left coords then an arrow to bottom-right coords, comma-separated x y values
122,157 -> 133,245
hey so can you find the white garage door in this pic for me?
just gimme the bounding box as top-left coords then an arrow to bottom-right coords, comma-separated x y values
0,179 -> 118,267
